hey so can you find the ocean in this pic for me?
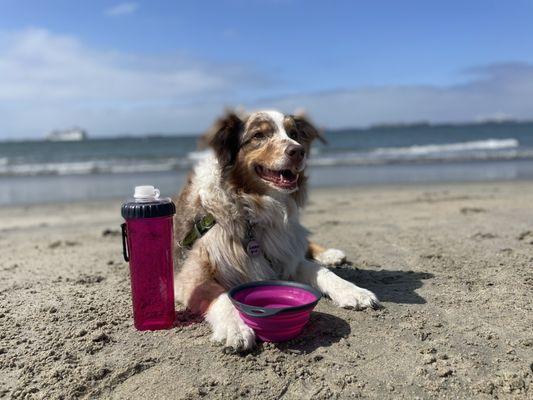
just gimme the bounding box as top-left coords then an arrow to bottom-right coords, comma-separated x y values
2,121 -> 533,205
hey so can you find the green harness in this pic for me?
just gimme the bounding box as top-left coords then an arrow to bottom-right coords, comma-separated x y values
179,214 -> 216,248
179,214 -> 271,264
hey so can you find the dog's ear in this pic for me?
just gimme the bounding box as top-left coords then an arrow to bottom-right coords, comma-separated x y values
291,113 -> 326,144
207,112 -> 244,169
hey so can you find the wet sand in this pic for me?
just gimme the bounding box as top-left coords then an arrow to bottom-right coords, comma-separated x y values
0,182 -> 532,399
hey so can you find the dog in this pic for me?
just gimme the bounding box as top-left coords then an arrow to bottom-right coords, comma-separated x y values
173,110 -> 379,350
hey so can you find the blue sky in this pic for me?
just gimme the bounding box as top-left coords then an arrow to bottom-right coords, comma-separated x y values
1,0 -> 533,138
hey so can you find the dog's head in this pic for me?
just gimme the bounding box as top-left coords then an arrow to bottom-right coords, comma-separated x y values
206,110 -> 323,198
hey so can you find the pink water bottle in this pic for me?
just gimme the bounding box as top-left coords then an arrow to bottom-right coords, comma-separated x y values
121,185 -> 176,330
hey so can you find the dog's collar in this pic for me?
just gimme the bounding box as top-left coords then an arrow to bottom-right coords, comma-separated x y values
179,214 -> 274,266
179,213 -> 216,248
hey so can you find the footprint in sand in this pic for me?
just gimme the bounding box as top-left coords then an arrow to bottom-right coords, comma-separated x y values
324,220 -> 341,226
48,240 -> 81,249
471,232 -> 497,240
102,228 -> 121,237
334,200 -> 351,206
517,230 -> 533,244
460,207 -> 486,215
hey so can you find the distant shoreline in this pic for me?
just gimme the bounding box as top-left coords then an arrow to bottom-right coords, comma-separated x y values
1,120 -> 532,205
2,118 -> 533,143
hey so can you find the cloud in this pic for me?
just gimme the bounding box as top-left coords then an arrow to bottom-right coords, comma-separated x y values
104,2 -> 139,17
0,28 -> 269,138
1,28 -> 533,139
252,62 -> 533,128
0,29 -> 240,102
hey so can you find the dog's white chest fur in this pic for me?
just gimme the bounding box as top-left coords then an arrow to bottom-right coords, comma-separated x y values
193,154 -> 308,288
254,200 -> 307,270
251,204 -> 308,279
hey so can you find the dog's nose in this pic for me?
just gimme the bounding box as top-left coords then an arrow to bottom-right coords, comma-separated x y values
285,144 -> 305,162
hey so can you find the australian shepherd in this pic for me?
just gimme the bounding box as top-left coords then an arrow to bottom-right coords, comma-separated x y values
173,110 -> 379,350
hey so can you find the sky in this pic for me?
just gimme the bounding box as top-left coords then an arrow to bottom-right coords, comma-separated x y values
1,0 -> 533,139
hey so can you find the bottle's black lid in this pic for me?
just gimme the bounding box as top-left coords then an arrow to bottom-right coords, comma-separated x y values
121,198 -> 176,219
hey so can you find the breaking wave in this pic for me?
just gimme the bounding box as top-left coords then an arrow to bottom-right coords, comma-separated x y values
0,138 -> 529,177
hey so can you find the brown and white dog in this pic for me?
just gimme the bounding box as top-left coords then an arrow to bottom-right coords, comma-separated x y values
173,110 -> 379,350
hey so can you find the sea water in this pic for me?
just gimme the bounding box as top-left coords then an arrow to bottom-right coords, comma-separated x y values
1,121 -> 533,205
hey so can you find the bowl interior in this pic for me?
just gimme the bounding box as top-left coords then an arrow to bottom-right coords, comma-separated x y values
233,285 -> 318,309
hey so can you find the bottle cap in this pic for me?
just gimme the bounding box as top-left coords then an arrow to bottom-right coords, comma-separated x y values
134,185 -> 160,201
121,186 -> 176,219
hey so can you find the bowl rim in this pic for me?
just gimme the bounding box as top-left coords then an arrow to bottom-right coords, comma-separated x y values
228,280 -> 322,318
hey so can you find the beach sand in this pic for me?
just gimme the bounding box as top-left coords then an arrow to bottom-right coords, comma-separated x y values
1,181 -> 532,399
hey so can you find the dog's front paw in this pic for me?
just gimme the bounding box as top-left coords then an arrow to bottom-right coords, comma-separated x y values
211,315 -> 255,351
315,248 -> 346,266
330,283 -> 379,310
205,294 -> 255,351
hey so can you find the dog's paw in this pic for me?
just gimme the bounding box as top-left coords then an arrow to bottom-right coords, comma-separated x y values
205,294 -> 255,351
330,284 -> 379,310
315,248 -> 346,266
211,316 -> 255,351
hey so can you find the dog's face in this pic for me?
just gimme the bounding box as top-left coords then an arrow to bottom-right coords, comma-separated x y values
208,110 -> 322,196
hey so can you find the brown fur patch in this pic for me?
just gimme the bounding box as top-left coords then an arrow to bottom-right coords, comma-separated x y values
285,114 -> 322,206
173,171 -> 201,260
306,241 -> 327,259
175,244 -> 225,314
249,140 -> 286,169
283,117 -> 297,137
209,112 -> 244,169
247,119 -> 275,136
228,138 -> 287,195
284,114 -> 325,149
240,116 -> 276,149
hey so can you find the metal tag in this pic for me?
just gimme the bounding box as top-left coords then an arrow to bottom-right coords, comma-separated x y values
247,240 -> 262,257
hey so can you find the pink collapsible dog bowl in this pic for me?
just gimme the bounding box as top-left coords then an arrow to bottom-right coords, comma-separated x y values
228,280 -> 322,342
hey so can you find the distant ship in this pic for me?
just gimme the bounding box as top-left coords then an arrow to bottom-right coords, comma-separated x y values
46,127 -> 88,141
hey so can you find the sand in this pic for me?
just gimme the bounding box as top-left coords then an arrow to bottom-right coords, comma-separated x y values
0,181 -> 532,399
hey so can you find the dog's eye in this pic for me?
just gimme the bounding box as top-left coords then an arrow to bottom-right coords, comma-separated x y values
288,130 -> 299,140
253,131 -> 265,140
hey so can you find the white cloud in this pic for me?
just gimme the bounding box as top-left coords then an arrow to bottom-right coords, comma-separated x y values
1,28 -> 533,140
0,28 -> 267,138
253,63 -> 533,128
104,2 -> 139,17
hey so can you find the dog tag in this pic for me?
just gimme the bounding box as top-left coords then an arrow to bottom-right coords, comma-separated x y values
247,240 -> 262,257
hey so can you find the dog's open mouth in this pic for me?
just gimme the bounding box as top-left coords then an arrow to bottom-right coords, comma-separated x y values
255,165 -> 299,190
